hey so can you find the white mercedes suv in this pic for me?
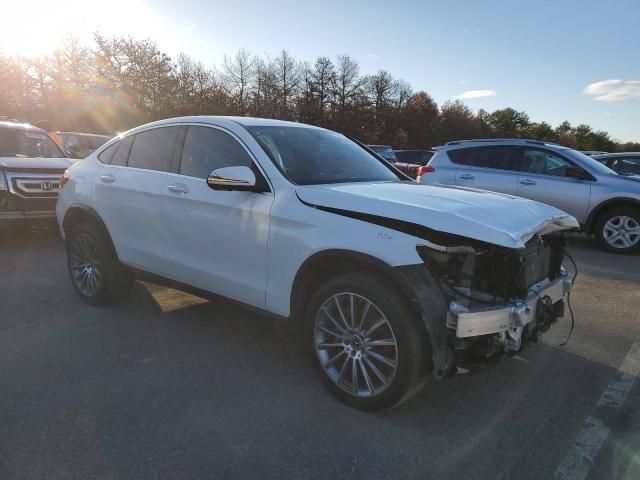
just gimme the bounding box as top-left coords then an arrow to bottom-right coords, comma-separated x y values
57,117 -> 578,410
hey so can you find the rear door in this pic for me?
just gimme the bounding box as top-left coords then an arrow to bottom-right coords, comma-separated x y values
516,147 -> 591,222
93,126 -> 180,270
156,124 -> 274,309
450,146 -> 520,194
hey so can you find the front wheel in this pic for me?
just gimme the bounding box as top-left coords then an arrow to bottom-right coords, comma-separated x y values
305,272 -> 430,411
595,207 -> 640,254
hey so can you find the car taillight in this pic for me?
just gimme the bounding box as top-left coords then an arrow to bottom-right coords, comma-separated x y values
416,165 -> 435,182
60,170 -> 70,188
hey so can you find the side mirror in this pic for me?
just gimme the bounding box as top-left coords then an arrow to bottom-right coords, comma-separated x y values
207,166 -> 256,191
566,166 -> 592,181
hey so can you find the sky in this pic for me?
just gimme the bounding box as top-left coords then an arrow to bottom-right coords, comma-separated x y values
1,0 -> 639,141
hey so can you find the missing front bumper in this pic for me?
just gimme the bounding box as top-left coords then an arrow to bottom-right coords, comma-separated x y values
449,273 -> 572,339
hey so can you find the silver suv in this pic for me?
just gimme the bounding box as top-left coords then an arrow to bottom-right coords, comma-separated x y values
422,139 -> 640,254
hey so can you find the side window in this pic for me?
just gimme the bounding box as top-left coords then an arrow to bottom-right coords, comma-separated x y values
110,136 -> 133,166
179,126 -> 252,179
98,142 -> 119,164
128,127 -> 180,172
449,147 -> 519,171
521,149 -> 572,177
616,158 -> 640,175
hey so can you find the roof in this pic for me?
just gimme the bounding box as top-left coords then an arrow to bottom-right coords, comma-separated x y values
442,138 -> 567,150
592,152 -> 640,158
138,115 -> 318,129
116,116 -> 326,138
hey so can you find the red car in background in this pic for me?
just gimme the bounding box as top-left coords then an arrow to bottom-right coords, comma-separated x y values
368,145 -> 434,178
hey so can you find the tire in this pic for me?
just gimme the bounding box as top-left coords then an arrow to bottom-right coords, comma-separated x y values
66,221 -> 133,305
305,272 -> 430,411
595,206 -> 640,254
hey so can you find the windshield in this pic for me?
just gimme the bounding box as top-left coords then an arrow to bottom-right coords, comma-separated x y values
369,146 -> 397,162
246,126 -> 401,185
563,148 -> 620,176
0,128 -> 66,158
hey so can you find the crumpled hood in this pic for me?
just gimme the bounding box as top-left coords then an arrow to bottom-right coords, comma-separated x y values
0,157 -> 73,170
296,181 -> 579,249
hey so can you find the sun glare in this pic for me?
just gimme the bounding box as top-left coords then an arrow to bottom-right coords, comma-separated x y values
0,0 -> 162,58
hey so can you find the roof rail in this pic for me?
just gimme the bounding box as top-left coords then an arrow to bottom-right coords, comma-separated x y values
445,138 -> 557,146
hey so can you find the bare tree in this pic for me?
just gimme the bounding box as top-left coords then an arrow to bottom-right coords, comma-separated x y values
273,49 -> 299,120
332,54 -> 365,130
310,56 -> 335,124
222,48 -> 254,115
176,53 -> 221,114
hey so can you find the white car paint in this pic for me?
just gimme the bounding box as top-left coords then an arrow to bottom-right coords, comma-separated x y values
57,116 -> 579,318
295,182 -> 578,249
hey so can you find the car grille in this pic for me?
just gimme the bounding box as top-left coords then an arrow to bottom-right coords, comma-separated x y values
1,170 -> 64,214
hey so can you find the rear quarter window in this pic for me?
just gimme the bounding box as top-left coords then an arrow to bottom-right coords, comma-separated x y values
98,142 -> 119,164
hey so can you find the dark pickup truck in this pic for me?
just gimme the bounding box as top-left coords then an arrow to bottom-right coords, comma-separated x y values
0,121 -> 72,228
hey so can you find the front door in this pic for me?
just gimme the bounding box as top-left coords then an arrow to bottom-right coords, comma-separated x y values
157,125 -> 273,309
516,148 -> 591,222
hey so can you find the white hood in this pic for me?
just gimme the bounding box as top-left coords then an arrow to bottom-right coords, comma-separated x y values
0,157 -> 73,170
296,182 -> 579,249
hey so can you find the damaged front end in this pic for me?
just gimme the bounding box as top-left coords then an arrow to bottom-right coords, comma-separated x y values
401,232 -> 573,378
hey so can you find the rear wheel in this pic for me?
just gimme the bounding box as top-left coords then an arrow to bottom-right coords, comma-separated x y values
595,207 -> 640,254
306,272 -> 430,411
66,221 -> 133,304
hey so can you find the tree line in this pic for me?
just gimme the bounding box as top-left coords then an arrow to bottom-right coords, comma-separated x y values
1,34 -> 638,152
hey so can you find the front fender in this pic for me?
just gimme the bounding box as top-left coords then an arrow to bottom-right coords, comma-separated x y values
395,264 -> 454,379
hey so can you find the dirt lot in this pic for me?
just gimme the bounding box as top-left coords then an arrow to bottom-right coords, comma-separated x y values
1,229 -> 639,480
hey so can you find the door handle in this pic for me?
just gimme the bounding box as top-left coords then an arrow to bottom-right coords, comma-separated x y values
459,173 -> 475,180
100,174 -> 115,183
519,179 -> 536,186
167,183 -> 189,194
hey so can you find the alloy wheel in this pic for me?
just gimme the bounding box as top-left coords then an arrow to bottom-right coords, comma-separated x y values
603,215 -> 640,249
314,292 -> 399,398
69,233 -> 103,297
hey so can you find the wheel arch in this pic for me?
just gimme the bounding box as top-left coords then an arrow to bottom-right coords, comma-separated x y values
585,197 -> 640,233
62,204 -> 119,259
290,249 -> 412,323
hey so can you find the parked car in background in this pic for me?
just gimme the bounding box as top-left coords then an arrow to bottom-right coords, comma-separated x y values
592,153 -> 640,177
59,132 -> 112,159
58,116 -> 577,410
580,150 -> 608,156
392,149 -> 436,178
0,121 -> 73,227
367,144 -> 419,177
395,149 -> 435,165
422,139 -> 640,254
